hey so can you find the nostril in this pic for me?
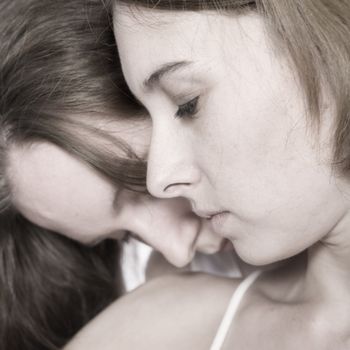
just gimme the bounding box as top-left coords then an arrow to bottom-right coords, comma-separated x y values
163,182 -> 190,193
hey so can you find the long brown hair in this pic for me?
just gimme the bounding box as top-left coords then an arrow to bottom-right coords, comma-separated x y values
113,0 -> 350,171
0,0 -> 145,349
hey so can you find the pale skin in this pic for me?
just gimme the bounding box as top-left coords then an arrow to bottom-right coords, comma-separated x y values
9,6 -> 350,349
64,273 -> 237,350
112,6 -> 350,349
63,256 -> 306,350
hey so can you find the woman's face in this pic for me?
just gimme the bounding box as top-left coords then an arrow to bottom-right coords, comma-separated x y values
114,8 -> 349,265
8,120 -> 224,267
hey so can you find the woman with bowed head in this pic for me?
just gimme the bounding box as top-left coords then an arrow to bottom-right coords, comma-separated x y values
111,0 -> 350,348
0,1 -> 127,348
0,0 -> 229,349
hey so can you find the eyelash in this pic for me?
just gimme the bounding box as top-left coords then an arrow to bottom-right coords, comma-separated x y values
175,96 -> 199,119
122,231 -> 131,243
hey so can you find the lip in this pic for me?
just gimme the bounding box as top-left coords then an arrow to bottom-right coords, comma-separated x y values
210,211 -> 231,235
192,206 -> 231,235
192,208 -> 225,220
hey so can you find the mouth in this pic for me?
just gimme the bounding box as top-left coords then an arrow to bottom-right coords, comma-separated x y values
192,207 -> 231,236
193,209 -> 230,222
192,208 -> 226,220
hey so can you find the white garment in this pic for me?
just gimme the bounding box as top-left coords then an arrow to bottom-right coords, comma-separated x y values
121,239 -> 152,291
210,271 -> 262,350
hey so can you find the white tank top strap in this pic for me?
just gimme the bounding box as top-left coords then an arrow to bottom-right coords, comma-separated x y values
210,270 -> 262,350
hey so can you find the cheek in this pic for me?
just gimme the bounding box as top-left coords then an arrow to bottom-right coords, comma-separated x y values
226,173 -> 344,265
224,169 -> 343,260
196,93 -> 340,233
54,187 -> 118,240
194,73 -> 320,203
233,200 -> 342,266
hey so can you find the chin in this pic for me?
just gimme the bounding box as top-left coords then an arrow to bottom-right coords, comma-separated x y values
234,244 -> 287,267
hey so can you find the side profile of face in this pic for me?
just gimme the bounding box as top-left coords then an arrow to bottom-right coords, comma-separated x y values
114,7 -> 350,265
8,120 -> 224,267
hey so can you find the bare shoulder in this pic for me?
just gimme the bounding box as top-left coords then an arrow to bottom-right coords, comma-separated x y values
64,273 -> 241,350
137,272 -> 238,301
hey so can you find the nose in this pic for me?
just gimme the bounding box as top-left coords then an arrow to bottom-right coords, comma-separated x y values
147,216 -> 199,267
146,124 -> 201,199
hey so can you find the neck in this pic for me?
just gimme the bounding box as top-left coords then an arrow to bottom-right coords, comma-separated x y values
302,184 -> 350,301
305,237 -> 350,302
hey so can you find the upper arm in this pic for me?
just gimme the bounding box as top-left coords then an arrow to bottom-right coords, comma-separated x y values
64,273 -> 237,350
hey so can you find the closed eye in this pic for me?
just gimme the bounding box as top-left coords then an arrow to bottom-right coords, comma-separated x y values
175,96 -> 199,119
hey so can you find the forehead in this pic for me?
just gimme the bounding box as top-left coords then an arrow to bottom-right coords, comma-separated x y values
114,6 -> 267,92
114,8 -> 212,80
8,142 -> 116,235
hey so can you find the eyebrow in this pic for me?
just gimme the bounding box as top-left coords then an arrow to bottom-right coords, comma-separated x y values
143,61 -> 193,90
